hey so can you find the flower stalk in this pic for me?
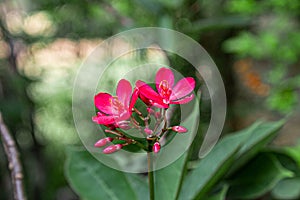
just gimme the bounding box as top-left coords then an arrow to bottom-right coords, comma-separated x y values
147,152 -> 154,200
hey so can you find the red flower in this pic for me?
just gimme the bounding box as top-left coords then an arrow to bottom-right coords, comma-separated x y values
135,80 -> 167,108
136,67 -> 195,108
92,79 -> 136,127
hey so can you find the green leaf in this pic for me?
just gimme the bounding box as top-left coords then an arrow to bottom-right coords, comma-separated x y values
178,122 -> 258,200
226,0 -> 258,14
178,120 -> 284,200
228,154 -> 294,199
125,174 -> 149,200
205,185 -> 228,200
223,32 -> 257,57
271,177 -> 300,199
154,152 -> 188,200
154,96 -> 199,200
65,148 -> 138,200
281,144 -> 300,168
266,88 -> 298,114
228,120 -> 285,174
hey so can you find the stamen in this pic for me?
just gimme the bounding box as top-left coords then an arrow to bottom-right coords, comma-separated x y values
159,80 -> 169,91
159,80 -> 172,103
111,96 -> 125,114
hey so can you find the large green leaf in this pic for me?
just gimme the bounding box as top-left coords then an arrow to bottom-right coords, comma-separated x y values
154,152 -> 188,200
125,173 -> 149,200
178,122 -> 258,200
65,148 -> 139,200
227,154 -> 293,199
228,120 -> 285,174
205,185 -> 228,200
270,144 -> 300,200
281,144 -> 300,168
271,177 -> 300,199
178,120 -> 284,200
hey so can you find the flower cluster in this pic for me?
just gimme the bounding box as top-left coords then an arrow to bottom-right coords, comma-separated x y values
92,67 -> 195,154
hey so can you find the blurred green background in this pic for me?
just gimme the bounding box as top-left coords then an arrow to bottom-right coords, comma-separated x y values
0,0 -> 299,199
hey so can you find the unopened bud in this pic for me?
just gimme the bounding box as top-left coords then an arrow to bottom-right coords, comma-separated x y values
94,137 -> 113,147
155,112 -> 161,119
103,144 -> 123,154
172,126 -> 188,133
144,128 -> 153,135
152,142 -> 161,153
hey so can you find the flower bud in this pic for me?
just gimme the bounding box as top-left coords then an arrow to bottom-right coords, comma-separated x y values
94,137 -> 113,147
155,112 -> 161,119
103,144 -> 123,154
144,128 -> 153,135
172,126 -> 188,133
152,142 -> 161,153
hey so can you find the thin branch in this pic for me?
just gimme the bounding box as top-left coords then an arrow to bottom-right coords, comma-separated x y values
0,112 -> 27,200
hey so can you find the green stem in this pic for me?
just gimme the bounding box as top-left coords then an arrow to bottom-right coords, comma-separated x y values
163,108 -> 167,130
147,152 -> 155,200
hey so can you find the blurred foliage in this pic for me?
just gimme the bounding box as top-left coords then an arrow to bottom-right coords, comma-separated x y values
0,0 -> 299,199
223,0 -> 300,114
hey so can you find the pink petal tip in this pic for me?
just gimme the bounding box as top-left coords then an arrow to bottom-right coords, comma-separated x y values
172,126 -> 188,133
94,137 -> 113,147
103,144 -> 122,154
144,128 -> 153,135
152,142 -> 161,153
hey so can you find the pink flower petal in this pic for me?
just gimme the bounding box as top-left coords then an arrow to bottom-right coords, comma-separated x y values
170,94 -> 194,104
94,93 -> 113,114
92,114 -> 115,125
115,111 -> 131,122
139,93 -> 153,106
116,79 -> 132,108
136,80 -> 149,88
170,77 -> 195,100
155,67 -> 174,91
136,80 -> 169,108
129,88 -> 139,111
153,102 -> 169,108
117,121 -> 131,130
136,81 -> 162,102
